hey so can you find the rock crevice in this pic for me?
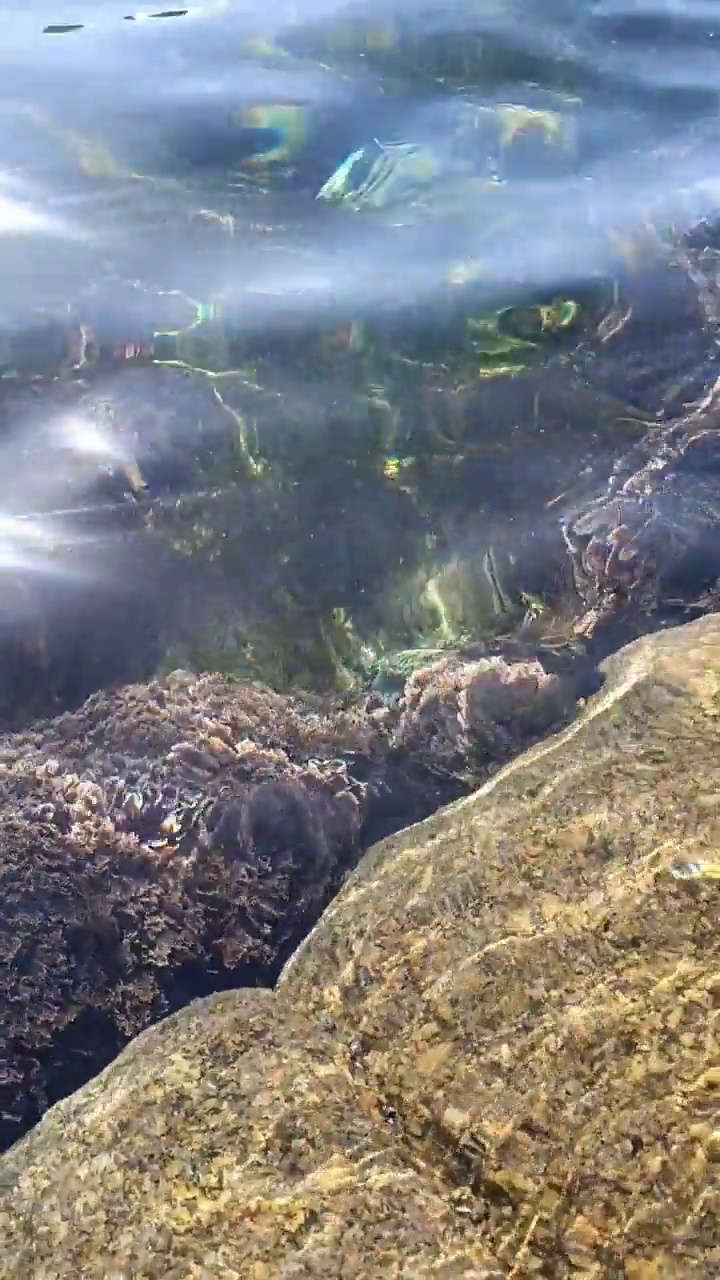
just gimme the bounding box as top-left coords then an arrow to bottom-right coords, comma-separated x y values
0,616 -> 717,1276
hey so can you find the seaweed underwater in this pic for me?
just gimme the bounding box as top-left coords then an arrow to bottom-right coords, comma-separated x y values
4,343 -> 720,1150
2,3 -> 720,1163
0,649 -> 582,1151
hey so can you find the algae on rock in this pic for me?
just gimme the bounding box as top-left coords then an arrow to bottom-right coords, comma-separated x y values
0,653 -> 574,1153
0,616 -> 718,1278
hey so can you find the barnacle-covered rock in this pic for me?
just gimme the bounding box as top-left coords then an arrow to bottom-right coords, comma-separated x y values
1,616 -> 717,1276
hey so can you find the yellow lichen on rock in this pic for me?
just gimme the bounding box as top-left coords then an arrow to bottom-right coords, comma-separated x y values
1,617 -> 720,1276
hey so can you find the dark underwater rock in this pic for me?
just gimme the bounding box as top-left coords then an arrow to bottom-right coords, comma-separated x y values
561,381 -> 720,648
0,530 -> 191,726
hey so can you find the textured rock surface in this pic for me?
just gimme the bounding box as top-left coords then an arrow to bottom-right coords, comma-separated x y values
1,616 -> 719,1277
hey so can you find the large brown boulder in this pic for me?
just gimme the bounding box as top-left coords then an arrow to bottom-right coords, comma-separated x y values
0,616 -> 718,1278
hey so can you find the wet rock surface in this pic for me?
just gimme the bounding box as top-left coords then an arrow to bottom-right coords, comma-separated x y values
0,654 -> 576,1153
0,615 -> 717,1277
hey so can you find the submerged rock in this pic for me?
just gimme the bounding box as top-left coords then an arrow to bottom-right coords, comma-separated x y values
0,651 -> 575,1153
562,382 -> 720,648
0,615 -> 717,1276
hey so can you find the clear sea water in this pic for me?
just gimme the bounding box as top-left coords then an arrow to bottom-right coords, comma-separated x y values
1,0 -> 720,709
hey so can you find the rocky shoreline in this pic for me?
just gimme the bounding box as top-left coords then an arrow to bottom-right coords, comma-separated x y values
0,614 -> 717,1276
3,380 -> 720,1159
0,346 -> 719,1274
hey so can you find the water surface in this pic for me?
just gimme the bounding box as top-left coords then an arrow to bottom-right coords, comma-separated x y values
1,0 -> 720,711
